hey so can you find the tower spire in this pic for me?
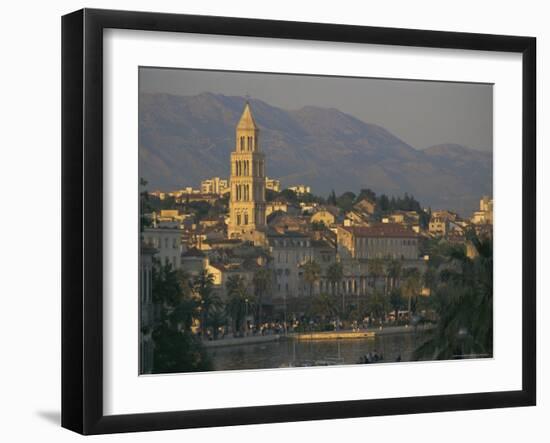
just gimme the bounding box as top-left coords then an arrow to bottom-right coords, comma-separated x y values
236,101 -> 258,130
228,101 -> 266,242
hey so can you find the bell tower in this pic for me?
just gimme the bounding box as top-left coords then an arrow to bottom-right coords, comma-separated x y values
228,102 -> 266,239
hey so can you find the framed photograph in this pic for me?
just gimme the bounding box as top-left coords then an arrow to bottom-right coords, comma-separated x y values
62,8 -> 536,435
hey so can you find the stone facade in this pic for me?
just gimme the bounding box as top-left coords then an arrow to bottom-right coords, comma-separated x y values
228,103 -> 267,241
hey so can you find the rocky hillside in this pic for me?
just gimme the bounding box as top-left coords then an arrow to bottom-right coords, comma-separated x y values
139,92 -> 492,215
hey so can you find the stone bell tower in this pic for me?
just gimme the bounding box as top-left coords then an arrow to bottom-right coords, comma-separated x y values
228,102 -> 266,240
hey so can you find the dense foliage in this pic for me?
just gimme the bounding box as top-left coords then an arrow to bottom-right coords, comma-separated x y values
414,232 -> 493,360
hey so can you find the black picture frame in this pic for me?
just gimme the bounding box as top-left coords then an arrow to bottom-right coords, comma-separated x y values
61,8 -> 536,435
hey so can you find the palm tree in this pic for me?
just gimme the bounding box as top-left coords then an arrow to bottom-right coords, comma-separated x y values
414,231 -> 493,360
386,259 -> 403,294
389,287 -> 405,322
326,262 -> 344,320
225,275 -> 255,335
309,292 -> 339,327
402,267 -> 422,316
253,268 -> 272,327
207,307 -> 226,340
365,289 -> 387,325
326,262 -> 343,297
192,270 -> 220,336
302,260 -> 321,297
368,258 -> 385,292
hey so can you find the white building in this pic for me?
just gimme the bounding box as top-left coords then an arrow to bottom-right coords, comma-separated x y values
288,185 -> 311,195
337,224 -> 419,261
265,177 -> 281,192
142,227 -> 185,269
201,177 -> 229,195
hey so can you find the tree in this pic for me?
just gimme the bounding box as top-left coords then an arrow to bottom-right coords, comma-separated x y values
367,258 -> 385,292
139,177 -> 153,232
253,268 -> 272,327
386,259 -> 402,293
389,287 -> 405,322
365,289 -> 387,325
302,260 -> 321,298
327,189 -> 337,206
207,307 -> 226,340
192,270 -> 219,336
336,191 -> 356,213
151,262 -> 212,373
152,325 -> 212,373
355,188 -> 377,204
402,267 -> 422,315
414,232 -> 493,360
279,188 -> 298,204
309,292 -> 338,325
326,262 -> 343,297
225,275 -> 255,335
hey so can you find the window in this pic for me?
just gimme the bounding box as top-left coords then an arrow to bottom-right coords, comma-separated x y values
236,214 -> 241,225
244,212 -> 248,225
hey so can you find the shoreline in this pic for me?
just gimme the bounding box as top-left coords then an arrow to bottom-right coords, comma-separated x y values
203,324 -> 433,348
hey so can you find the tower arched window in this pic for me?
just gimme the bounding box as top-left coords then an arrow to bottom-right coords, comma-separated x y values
240,136 -> 245,151
237,214 -> 241,225
244,212 -> 248,225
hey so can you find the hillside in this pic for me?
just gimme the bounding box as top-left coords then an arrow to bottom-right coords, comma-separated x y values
139,92 -> 492,215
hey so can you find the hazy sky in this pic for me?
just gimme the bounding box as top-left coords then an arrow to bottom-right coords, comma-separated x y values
140,67 -> 493,152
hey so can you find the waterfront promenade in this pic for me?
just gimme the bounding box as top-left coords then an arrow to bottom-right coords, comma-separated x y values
203,324 -> 433,348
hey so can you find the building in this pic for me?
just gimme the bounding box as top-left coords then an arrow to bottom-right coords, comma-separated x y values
288,185 -> 311,196
300,202 -> 319,214
268,213 -> 309,234
205,261 -> 256,301
311,207 -> 339,227
265,177 -> 281,192
265,199 -> 290,217
344,210 -> 370,227
268,232 -> 336,311
153,209 -> 195,227
472,195 -> 494,225
228,102 -> 267,241
268,232 -> 314,304
354,197 -> 377,215
429,210 -> 458,236
149,190 -> 167,200
142,227 -> 184,269
180,247 -> 208,276
337,224 -> 419,260
201,177 -> 229,195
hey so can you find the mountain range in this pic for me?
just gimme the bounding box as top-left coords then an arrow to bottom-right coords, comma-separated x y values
139,92 -> 492,216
